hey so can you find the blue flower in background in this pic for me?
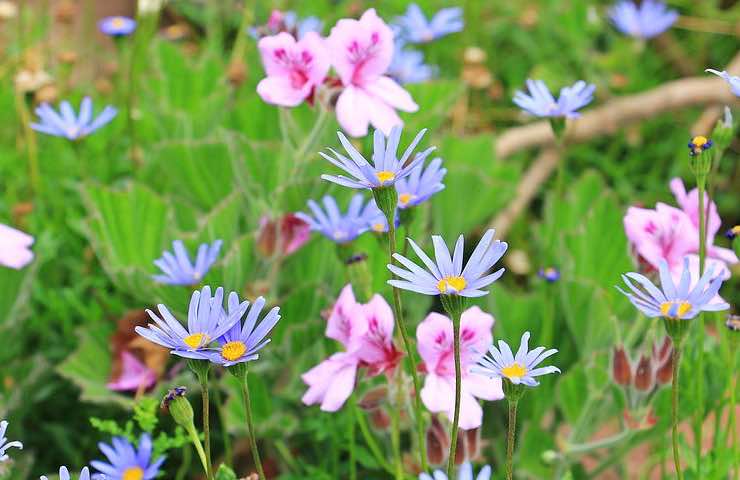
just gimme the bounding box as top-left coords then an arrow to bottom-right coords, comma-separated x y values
608,0 -> 678,39
0,420 -> 22,462
249,9 -> 323,40
30,97 -> 117,140
393,3 -> 464,43
40,466 -> 93,480
207,295 -> 281,367
538,267 -> 560,283
395,157 -> 446,209
513,79 -> 595,119
136,286 -> 243,356
706,69 -> 740,97
388,41 -> 438,85
153,239 -> 222,286
361,198 -> 400,233
419,462 -> 492,480
295,194 -> 371,244
98,16 -> 137,37
320,127 -> 436,190
91,434 -> 164,480
617,258 -> 729,320
473,331 -> 560,387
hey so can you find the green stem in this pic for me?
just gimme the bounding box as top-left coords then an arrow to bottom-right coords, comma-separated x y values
506,400 -> 519,480
198,375 -> 214,480
16,93 -> 40,196
389,387 -> 404,480
186,424 -> 209,476
446,309 -> 462,478
355,405 -> 395,475
695,182 -> 706,475
240,374 -> 266,479
671,347 -> 684,480
387,220 -> 429,471
564,429 -> 632,455
349,394 -> 357,480
731,371 -> 738,479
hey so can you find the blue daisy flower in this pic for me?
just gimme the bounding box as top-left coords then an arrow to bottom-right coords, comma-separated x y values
473,332 -> 560,387
706,69 -> 740,97
295,194 -> 371,243
40,466 -> 93,480
206,295 -> 281,367
320,126 -> 436,190
135,286 -> 243,357
388,229 -> 507,297
388,42 -> 438,85
395,157 -> 446,209
393,3 -> 464,44
609,0 -> 678,39
91,434 -> 164,480
98,16 -> 137,36
617,258 -> 729,320
30,97 -> 117,140
152,239 -> 222,286
361,198 -> 400,233
0,420 -> 22,462
419,462 -> 492,480
513,79 -> 595,119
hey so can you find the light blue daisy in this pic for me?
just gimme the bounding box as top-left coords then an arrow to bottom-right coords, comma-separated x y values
513,79 -> 595,119
388,42 -> 438,85
0,420 -> 22,462
706,69 -> 740,97
609,0 -> 678,39
30,97 -> 117,140
152,239 -> 222,286
40,466 -> 94,480
395,157 -> 446,209
393,4 -> 464,44
419,462 -> 492,480
91,434 -> 163,480
473,332 -> 560,387
295,194 -> 371,244
98,16 -> 137,36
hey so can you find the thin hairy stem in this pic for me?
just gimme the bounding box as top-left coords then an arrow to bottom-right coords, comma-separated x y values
198,376 -> 213,480
506,400 -> 519,480
446,310 -> 462,478
241,375 -> 266,479
671,347 -> 684,480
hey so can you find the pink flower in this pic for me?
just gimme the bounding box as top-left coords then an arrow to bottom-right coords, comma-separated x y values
670,178 -> 738,265
0,223 -> 34,269
301,284 -> 401,412
107,351 -> 157,392
257,31 -> 330,107
624,203 -> 697,270
417,307 -> 504,430
256,213 -> 310,257
328,9 -> 418,137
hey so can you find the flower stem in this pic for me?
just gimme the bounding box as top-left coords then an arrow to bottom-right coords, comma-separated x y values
348,394 -> 357,480
389,387 -> 404,480
197,374 -> 214,480
354,405 -> 394,475
386,219 -> 429,471
185,423 -> 209,476
694,182 -> 707,474
446,309 -> 463,479
671,347 -> 684,480
240,374 -> 266,479
506,399 -> 519,480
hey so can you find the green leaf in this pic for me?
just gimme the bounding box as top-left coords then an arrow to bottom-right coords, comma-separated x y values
214,464 -> 238,480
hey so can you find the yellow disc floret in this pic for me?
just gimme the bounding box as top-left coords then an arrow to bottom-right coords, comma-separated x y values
122,467 -> 144,480
437,276 -> 467,294
221,341 -> 247,361
376,171 -> 396,184
398,193 -> 415,206
183,332 -> 209,349
660,301 -> 692,319
501,363 -> 528,379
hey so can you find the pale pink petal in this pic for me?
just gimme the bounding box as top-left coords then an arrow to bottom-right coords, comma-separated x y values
0,223 -> 34,269
326,284 -> 366,348
301,353 -> 359,412
353,294 -> 395,364
366,93 -> 405,136
416,312 -> 452,368
670,177 -> 721,241
335,86 -> 372,137
708,245 -> 739,265
106,351 -> 157,392
258,32 -> 299,77
464,373 -> 504,402
256,76 -> 312,107
364,76 -> 419,112
420,373 -> 455,415
457,390 -> 484,430
328,8 -> 394,86
458,306 -> 494,366
301,32 -> 331,85
624,204 -> 697,271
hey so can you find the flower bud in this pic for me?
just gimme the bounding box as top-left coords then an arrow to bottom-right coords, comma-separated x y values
612,346 -> 632,386
711,106 -> 734,152
633,355 -> 654,392
454,429 -> 466,465
358,386 -> 388,410
426,416 -> 449,466
655,352 -> 673,385
369,408 -> 391,430
162,387 -> 194,428
464,428 -> 480,461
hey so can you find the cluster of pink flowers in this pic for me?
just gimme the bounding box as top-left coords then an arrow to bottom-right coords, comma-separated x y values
301,284 -> 402,411
302,285 -> 504,430
256,9 -> 419,137
624,177 -> 737,298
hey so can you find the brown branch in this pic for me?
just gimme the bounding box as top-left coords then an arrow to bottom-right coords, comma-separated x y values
495,52 -> 740,159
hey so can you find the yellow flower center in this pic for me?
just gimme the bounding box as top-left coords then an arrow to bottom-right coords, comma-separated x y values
732,225 -> 740,235
112,17 -> 126,28
376,171 -> 396,184
398,193 -> 415,206
501,363 -> 528,379
122,467 -> 144,480
372,222 -> 385,232
660,301 -> 692,319
691,136 -> 708,148
221,341 -> 247,361
183,332 -> 209,349
437,276 -> 467,294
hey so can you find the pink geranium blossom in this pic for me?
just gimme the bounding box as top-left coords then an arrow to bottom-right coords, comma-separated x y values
328,9 -> 418,137
257,32 -> 330,107
417,307 -> 504,430
0,223 -> 34,269
107,351 -> 157,392
301,284 -> 401,412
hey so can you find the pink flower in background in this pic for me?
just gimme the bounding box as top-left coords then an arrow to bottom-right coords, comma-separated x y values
417,307 -> 503,430
328,8 -> 418,137
257,32 -> 330,107
0,223 -> 34,269
106,351 -> 157,392
669,178 -> 738,265
256,213 -> 310,257
302,284 -> 402,412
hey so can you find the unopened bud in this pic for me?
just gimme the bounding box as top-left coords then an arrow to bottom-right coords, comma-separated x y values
612,346 -> 631,386
454,429 -> 466,465
162,387 -> 194,428
369,408 -> 390,430
227,59 -> 248,88
541,450 -> 559,465
358,386 -> 387,410
633,355 -> 654,391
464,428 -> 480,460
426,416 -> 448,466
